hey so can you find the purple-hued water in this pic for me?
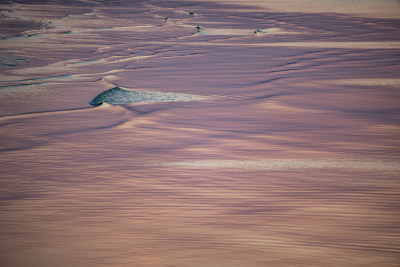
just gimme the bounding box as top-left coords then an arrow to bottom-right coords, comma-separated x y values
1,0 -> 400,266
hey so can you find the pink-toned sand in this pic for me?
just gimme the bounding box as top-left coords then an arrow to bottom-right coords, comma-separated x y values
0,0 -> 399,266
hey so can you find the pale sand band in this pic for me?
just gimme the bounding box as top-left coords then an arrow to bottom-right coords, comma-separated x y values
159,159 -> 400,171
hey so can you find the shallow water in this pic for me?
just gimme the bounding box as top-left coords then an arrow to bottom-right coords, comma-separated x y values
1,0 -> 400,266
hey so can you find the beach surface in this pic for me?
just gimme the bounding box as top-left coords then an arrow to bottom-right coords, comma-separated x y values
1,0 -> 400,266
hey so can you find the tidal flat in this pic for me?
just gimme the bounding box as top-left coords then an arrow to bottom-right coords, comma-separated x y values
0,0 -> 400,266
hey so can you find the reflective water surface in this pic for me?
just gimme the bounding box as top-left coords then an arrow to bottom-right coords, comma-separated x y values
1,0 -> 400,266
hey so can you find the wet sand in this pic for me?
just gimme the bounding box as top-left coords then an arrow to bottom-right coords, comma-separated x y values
1,0 -> 400,266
